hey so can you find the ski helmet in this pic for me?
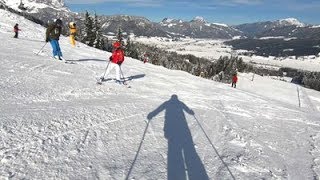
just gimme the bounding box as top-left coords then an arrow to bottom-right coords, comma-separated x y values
69,22 -> 76,27
113,41 -> 121,48
55,19 -> 62,26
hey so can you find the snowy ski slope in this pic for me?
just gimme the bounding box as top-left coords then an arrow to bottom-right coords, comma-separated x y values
0,9 -> 320,179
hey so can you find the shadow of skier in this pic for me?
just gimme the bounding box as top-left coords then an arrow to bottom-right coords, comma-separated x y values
68,58 -> 106,62
147,94 -> 209,180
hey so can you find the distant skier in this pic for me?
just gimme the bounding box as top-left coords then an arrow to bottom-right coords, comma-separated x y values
45,19 -> 65,61
231,73 -> 238,88
143,53 -> 149,63
99,41 -> 125,84
69,22 -> 77,47
13,24 -> 21,38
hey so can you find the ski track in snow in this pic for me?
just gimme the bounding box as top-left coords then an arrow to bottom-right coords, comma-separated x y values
1,9 -> 320,179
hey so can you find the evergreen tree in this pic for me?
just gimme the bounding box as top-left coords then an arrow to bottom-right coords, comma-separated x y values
83,11 -> 95,46
117,27 -> 124,46
105,38 -> 113,52
93,13 -> 104,49
125,35 -> 139,59
98,38 -> 106,50
125,35 -> 131,53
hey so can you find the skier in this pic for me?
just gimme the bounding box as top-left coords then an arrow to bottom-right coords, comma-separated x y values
231,73 -> 238,88
99,41 -> 125,84
69,22 -> 77,47
143,53 -> 149,63
13,24 -> 21,38
45,19 -> 65,61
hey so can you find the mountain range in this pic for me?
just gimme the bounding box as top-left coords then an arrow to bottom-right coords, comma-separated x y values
1,0 -> 320,40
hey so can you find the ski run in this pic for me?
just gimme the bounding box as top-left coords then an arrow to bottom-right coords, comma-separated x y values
1,9 -> 320,180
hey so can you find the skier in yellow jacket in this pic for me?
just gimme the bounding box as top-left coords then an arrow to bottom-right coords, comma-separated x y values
69,22 -> 77,47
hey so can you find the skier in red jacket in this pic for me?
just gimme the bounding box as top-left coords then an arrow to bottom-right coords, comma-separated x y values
99,41 -> 125,84
231,73 -> 238,88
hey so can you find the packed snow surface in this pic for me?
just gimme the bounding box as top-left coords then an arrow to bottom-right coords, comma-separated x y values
1,9 -> 320,179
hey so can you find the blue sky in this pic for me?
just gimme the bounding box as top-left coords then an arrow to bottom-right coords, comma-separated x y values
65,0 -> 320,25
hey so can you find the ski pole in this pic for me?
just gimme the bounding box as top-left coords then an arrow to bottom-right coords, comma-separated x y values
193,115 -> 236,180
36,42 -> 47,55
119,66 -> 126,82
125,120 -> 150,180
101,60 -> 111,79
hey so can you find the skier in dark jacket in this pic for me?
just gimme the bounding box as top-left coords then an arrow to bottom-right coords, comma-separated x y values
46,19 -> 65,61
13,24 -> 21,38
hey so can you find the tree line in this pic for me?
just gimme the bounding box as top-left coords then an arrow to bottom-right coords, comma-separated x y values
80,11 -> 107,50
124,41 -> 253,82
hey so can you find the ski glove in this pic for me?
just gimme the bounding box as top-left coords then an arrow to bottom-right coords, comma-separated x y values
109,56 -> 112,61
45,38 -> 50,42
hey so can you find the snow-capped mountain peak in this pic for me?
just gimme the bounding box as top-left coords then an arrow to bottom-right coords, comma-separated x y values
162,18 -> 174,23
278,18 -> 304,27
192,16 -> 206,23
161,18 -> 183,24
2,0 -> 68,13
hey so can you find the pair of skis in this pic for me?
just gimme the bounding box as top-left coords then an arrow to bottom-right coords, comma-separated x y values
96,77 -> 131,88
34,43 -> 75,64
96,61 -> 131,88
33,50 -> 75,64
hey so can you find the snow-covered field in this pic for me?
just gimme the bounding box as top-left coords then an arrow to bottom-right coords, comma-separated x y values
1,9 -> 320,179
241,55 -> 320,72
133,36 -> 232,60
133,36 -> 320,72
